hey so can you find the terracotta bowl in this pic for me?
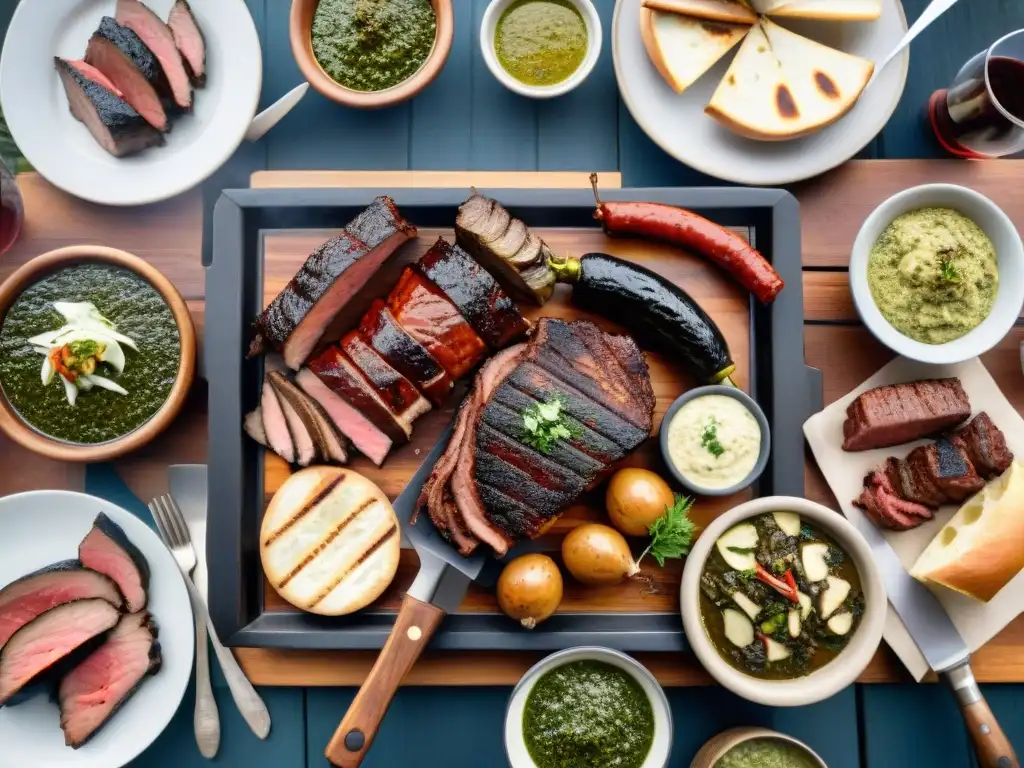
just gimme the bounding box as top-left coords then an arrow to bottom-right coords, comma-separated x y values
290,0 -> 454,108
0,246 -> 196,462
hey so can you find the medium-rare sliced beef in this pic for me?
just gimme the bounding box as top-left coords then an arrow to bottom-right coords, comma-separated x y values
260,378 -> 295,463
386,267 -> 488,381
167,0 -> 205,86
269,371 -> 349,464
86,17 -> 171,131
0,599 -> 121,706
504,361 -> 649,451
307,346 -> 411,443
250,197 -> 417,369
855,469 -> 934,531
907,440 -> 984,504
55,58 -> 164,158
58,611 -> 161,748
78,514 -> 150,614
0,562 -> 122,650
954,412 -> 1013,479
115,0 -> 192,109
842,378 -> 971,451
270,376 -> 316,467
414,238 -> 531,349
359,300 -> 452,406
296,367 -> 393,466
244,407 -> 268,447
340,331 -> 431,432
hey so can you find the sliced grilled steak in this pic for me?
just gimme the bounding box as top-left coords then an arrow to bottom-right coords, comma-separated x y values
296,367 -> 393,466
115,0 -> 192,109
476,481 -> 551,542
56,58 -> 164,158
359,299 -> 452,406
856,469 -> 935,531
270,375 -> 317,467
58,611 -> 161,748
269,371 -> 349,464
387,267 -> 488,381
0,562 -> 122,650
0,599 -> 121,706
340,331 -> 431,433
260,378 -> 295,463
954,412 -> 1013,479
250,197 -> 417,369
881,457 -> 941,508
167,0 -> 205,86
907,439 -> 985,504
78,514 -> 150,614
414,238 -> 531,349
85,17 -> 171,131
243,407 -> 268,447
842,378 -> 971,451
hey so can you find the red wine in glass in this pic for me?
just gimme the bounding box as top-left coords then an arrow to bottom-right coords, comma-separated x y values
0,158 -> 23,256
930,30 -> 1024,158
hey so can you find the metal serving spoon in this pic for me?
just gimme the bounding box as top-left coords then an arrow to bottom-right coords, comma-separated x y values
870,0 -> 961,86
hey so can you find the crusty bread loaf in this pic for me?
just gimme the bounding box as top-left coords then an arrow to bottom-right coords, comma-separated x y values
911,461 -> 1024,603
640,8 -> 750,94
260,466 -> 400,615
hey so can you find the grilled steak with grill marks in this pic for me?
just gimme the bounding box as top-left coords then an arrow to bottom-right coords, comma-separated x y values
842,378 -> 971,451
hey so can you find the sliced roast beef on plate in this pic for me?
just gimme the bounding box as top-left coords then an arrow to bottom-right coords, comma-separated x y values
115,0 -> 192,110
167,0 -> 206,86
0,561 -> 123,650
953,411 -> 1013,479
339,331 -> 432,434
268,370 -> 350,465
58,611 -> 162,749
842,378 -> 971,451
85,16 -> 172,132
55,58 -> 164,158
78,513 -> 151,613
0,599 -> 121,706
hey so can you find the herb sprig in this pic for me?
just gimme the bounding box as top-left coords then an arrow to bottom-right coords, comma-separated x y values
701,418 -> 725,458
939,248 -> 960,283
521,396 -> 579,454
636,494 -> 696,568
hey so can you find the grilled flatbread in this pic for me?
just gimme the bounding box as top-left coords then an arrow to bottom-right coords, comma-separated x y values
643,0 -> 757,24
641,8 -> 751,94
260,466 -> 400,616
757,0 -> 882,20
705,18 -> 874,140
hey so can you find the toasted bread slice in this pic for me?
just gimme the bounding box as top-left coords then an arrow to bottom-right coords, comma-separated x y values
641,8 -> 751,94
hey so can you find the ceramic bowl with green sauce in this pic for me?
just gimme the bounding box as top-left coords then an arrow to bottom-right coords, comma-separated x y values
504,647 -> 672,768
0,246 -> 196,462
690,727 -> 828,768
482,0 -> 602,98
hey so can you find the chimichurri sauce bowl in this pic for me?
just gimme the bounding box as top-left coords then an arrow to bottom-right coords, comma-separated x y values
505,647 -> 672,768
291,0 -> 455,108
681,497 -> 886,708
0,246 -> 196,462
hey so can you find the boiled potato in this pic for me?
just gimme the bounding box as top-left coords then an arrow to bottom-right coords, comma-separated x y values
605,468 -> 675,537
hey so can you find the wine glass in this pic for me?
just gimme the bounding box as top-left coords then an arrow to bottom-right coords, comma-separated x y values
0,157 -> 23,256
929,29 -> 1024,158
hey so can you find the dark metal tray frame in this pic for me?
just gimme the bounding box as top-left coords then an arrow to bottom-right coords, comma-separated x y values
206,187 -> 822,650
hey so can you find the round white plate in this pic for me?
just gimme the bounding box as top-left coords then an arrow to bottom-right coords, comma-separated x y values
0,491 -> 193,768
613,0 -> 910,185
0,0 -> 261,205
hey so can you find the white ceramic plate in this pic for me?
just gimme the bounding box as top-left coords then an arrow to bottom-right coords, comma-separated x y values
0,491 -> 193,768
612,0 -> 910,185
0,0 -> 261,205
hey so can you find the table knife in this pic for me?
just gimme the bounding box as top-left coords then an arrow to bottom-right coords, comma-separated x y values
849,512 -> 1019,768
325,418 -> 490,768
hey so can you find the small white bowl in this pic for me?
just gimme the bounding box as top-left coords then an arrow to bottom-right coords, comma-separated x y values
504,647 -> 672,768
481,0 -> 602,99
680,496 -> 886,708
850,184 -> 1024,364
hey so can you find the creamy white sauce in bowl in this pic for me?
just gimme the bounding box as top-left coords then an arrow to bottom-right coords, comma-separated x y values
659,387 -> 769,496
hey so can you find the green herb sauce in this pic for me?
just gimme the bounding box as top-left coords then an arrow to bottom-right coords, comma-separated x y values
495,0 -> 588,86
867,207 -> 998,345
523,660 -> 654,768
714,738 -> 821,768
311,0 -> 436,93
0,264 -> 180,444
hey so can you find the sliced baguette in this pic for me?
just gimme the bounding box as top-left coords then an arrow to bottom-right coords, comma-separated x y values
643,0 -> 757,24
705,18 -> 874,140
764,0 -> 882,20
911,461 -> 1024,603
641,8 -> 751,94
260,466 -> 400,615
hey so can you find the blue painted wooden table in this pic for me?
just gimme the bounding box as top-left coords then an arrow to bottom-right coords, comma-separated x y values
3,0 -> 1024,765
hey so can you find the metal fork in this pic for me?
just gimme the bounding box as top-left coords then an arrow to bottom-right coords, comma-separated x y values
150,495 -> 272,745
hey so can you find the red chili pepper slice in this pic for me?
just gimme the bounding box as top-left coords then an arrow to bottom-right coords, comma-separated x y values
783,569 -> 799,597
755,563 -> 799,603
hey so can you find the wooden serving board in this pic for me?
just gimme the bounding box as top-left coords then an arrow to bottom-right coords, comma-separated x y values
7,163 -> 1024,687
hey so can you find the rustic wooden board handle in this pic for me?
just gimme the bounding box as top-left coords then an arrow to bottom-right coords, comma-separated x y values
962,697 -> 1019,768
325,595 -> 446,767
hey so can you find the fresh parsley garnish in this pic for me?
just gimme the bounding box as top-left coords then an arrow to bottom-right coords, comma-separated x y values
521,396 -> 579,454
637,494 -> 696,568
738,568 -> 757,583
939,249 -> 960,283
701,418 -> 725,458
